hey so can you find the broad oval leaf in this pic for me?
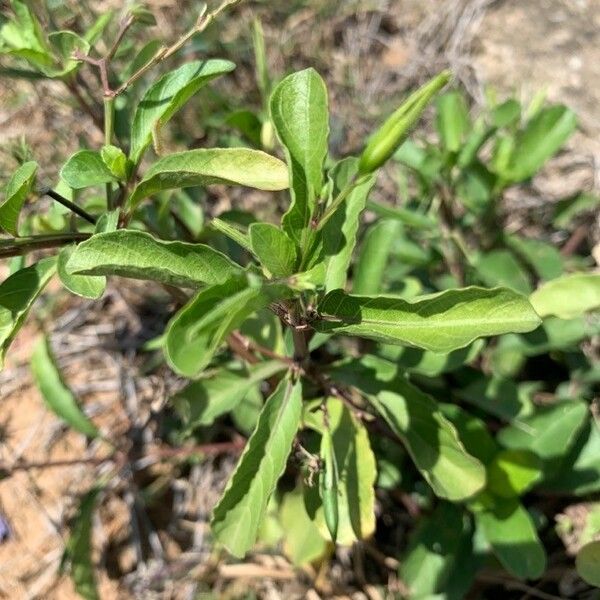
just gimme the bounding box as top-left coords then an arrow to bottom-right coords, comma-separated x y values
0,257 -> 56,366
315,287 -> 541,354
328,356 -> 486,500
270,68 -> 329,247
211,375 -> 303,557
576,541 -> 600,587
60,150 -> 117,189
31,336 -> 99,438
129,59 -> 236,164
0,160 -> 37,235
173,360 -> 286,432
66,229 -> 242,288
126,148 -> 289,213
475,497 -> 546,580
249,222 -> 297,278
487,449 -> 543,498
530,273 -> 600,319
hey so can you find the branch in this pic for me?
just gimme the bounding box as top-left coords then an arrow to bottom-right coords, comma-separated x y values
0,233 -> 91,258
42,188 -> 97,224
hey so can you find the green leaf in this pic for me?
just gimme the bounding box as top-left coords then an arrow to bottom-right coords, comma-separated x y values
576,541 -> 600,587
0,0 -> 53,71
129,59 -> 235,164
249,223 -> 297,277
270,68 -> 329,247
126,148 -> 289,213
172,361 -> 286,431
436,91 -> 470,153
211,375 -> 303,557
31,336 -> 99,438
315,287 -> 541,354
63,488 -> 101,600
58,245 -> 105,299
474,249 -> 532,294
305,398 -> 377,545
491,99 -> 521,128
165,280 -> 290,377
0,257 -> 56,366
379,340 -> 484,378
553,192 -> 599,230
503,105 -> 577,182
101,145 -> 129,180
505,235 -> 564,281
328,356 -> 486,500
0,161 -> 37,235
366,199 -> 437,230
497,400 -> 588,472
544,418 -> 600,495
83,10 -> 114,44
353,219 -> 402,295
60,150 -> 118,189
401,502 -> 469,597
279,490 -> 327,566
47,31 -> 90,77
316,158 -> 376,291
66,230 -> 242,289
530,273 -> 600,319
475,496 -> 546,580
487,449 -> 543,498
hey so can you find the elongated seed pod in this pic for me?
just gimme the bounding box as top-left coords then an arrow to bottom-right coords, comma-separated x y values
320,427 -> 339,542
358,71 -> 452,175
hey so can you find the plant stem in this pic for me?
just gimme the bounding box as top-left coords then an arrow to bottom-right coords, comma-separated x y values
316,175 -> 365,231
43,188 -> 97,225
0,233 -> 91,258
103,96 -> 115,209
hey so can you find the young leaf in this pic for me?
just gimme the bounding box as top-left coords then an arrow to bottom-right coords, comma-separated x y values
270,68 -> 329,247
475,497 -> 546,580
576,541 -> 600,587
63,488 -> 101,600
503,105 -> 577,183
165,280 -> 290,377
173,361 -> 286,431
315,287 -> 541,354
530,273 -> 600,319
328,356 -> 486,500
126,148 -> 289,212
58,245 -> 106,299
319,425 -> 339,542
31,336 -> 99,438
249,223 -> 297,277
66,229 -> 243,288
505,235 -> 564,281
211,375 -> 303,557
129,59 -> 236,164
0,161 -> 37,235
60,150 -> 118,189
352,219 -> 401,295
0,257 -> 56,366
305,397 -> 377,545
101,145 -> 129,180
315,158 -> 375,291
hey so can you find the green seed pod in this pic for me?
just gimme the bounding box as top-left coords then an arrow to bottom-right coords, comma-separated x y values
358,70 -> 452,175
320,427 -> 339,542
